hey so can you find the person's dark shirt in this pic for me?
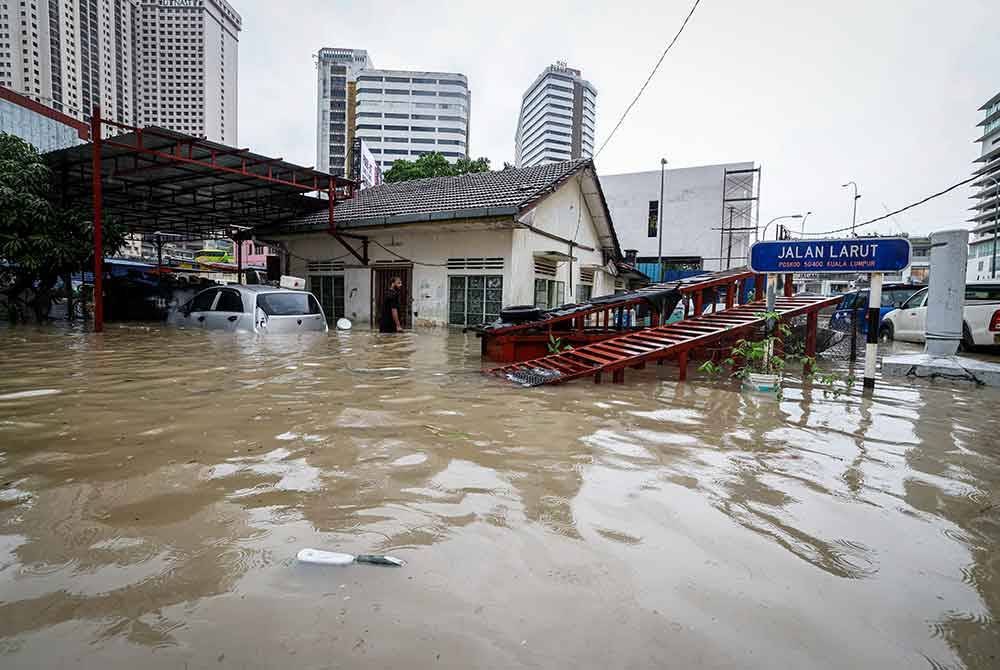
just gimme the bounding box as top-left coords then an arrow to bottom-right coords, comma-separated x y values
380,288 -> 401,332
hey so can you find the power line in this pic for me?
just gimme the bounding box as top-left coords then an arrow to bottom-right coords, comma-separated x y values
801,174 -> 979,237
592,0 -> 703,159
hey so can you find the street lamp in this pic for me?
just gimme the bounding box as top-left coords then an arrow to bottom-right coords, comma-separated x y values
657,158 -> 667,281
799,211 -> 813,237
842,181 -> 861,236
984,175 -> 1000,279
760,214 -> 804,241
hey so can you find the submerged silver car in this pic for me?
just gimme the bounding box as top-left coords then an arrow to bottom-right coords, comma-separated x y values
169,285 -> 328,333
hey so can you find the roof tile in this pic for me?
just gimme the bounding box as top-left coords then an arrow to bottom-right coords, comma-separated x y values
283,159 -> 591,231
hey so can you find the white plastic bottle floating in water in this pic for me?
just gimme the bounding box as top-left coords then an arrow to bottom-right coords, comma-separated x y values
297,548 -> 405,567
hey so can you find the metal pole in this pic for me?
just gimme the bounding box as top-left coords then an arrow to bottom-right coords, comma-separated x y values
236,238 -> 243,285
657,158 -> 666,281
725,206 -> 734,270
863,272 -> 882,394
91,106 -> 104,333
851,191 -> 858,236
843,181 -> 860,237
156,234 -> 163,287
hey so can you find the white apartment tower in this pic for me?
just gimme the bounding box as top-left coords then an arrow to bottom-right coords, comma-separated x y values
353,68 -> 471,171
0,0 -> 139,124
514,62 -> 596,168
968,91 -> 1000,281
315,47 -> 371,176
136,0 -> 240,144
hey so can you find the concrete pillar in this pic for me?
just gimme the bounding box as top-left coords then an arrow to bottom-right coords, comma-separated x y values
925,229 -> 969,355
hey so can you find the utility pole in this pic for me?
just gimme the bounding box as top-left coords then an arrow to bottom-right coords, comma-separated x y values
843,181 -> 860,236
657,158 -> 667,281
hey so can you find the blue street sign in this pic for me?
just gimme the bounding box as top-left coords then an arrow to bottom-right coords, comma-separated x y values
749,237 -> 911,274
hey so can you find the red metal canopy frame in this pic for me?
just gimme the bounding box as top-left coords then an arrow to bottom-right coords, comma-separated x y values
46,106 -> 357,331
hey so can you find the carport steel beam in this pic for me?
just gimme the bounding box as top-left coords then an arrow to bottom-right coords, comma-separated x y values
89,107 -> 351,332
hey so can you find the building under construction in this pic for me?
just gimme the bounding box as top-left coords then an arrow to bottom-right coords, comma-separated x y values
601,162 -> 760,279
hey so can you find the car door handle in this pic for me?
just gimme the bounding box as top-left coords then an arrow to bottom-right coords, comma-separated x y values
197,316 -> 205,322
227,315 -> 238,322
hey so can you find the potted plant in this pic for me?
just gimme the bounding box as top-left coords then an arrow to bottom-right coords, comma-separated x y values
699,311 -> 850,397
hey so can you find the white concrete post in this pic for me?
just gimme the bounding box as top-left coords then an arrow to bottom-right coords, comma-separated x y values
863,272 -> 882,392
925,229 -> 970,355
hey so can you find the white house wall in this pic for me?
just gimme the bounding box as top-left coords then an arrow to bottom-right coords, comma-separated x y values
514,174 -> 613,303
285,226 -> 515,327
601,162 -> 754,271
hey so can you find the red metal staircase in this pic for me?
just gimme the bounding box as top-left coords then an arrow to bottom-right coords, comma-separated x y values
489,295 -> 840,386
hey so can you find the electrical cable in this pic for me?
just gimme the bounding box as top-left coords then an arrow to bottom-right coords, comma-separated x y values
593,0 -> 703,159
801,174 -> 979,237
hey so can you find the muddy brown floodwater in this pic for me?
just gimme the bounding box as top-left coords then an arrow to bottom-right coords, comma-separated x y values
0,324 -> 999,669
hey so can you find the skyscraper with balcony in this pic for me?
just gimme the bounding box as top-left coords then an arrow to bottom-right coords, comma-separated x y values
0,0 -> 240,143
315,47 -> 371,176
353,68 -> 470,171
968,91 -> 1000,281
0,0 -> 139,125
514,62 -> 596,168
136,0 -> 241,144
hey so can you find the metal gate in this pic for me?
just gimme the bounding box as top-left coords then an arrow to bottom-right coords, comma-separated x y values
372,265 -> 413,329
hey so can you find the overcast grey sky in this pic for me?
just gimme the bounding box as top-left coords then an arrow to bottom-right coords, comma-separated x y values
236,0 -> 998,239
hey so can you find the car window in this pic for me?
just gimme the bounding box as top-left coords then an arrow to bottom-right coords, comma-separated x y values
851,290 -> 868,309
900,288 -> 927,310
965,285 -> 1000,301
214,289 -> 245,312
256,292 -> 321,316
190,288 -> 219,312
882,287 -> 919,307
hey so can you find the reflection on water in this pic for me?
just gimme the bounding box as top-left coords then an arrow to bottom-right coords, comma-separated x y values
0,324 -> 999,668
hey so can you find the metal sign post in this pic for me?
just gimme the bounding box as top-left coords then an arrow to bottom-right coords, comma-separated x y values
864,272 -> 883,392
749,237 -> 911,395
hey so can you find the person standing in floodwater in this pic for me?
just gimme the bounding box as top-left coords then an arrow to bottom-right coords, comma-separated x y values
380,276 -> 404,333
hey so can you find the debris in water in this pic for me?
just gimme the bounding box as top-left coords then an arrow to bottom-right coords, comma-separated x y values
297,548 -> 405,567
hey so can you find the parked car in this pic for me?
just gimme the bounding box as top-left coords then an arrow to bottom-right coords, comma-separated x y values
828,283 -> 926,335
169,285 -> 328,333
880,283 -> 1000,349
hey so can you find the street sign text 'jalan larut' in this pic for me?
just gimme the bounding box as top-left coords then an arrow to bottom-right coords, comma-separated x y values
749,237 -> 912,274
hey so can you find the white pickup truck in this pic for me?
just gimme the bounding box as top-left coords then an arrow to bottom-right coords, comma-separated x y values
880,282 -> 1000,349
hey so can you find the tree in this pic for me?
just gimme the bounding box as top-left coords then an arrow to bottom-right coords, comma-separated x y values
383,151 -> 492,183
0,132 -> 126,321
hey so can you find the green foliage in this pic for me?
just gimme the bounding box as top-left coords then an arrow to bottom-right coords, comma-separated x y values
383,152 -> 491,183
0,132 -> 126,321
547,334 -> 573,354
698,311 -> 853,399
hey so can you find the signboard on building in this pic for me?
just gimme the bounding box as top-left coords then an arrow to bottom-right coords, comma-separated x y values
749,237 -> 911,274
350,138 -> 383,190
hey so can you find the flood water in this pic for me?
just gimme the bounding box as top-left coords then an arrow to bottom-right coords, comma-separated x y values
1,323 -> 999,669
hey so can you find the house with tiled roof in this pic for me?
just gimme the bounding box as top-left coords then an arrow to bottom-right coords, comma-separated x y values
259,159 -> 626,329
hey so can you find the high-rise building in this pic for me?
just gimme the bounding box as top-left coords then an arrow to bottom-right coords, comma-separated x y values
136,0 -> 241,144
0,0 -> 240,143
315,47 -> 371,176
514,62 -> 596,168
968,91 -> 1000,281
0,0 -> 140,125
352,68 -> 470,172
314,50 -> 472,176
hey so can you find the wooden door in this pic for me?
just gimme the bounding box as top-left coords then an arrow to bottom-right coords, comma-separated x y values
372,266 -> 413,329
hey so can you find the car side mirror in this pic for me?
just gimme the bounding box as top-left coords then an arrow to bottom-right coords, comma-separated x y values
893,302 -> 902,309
